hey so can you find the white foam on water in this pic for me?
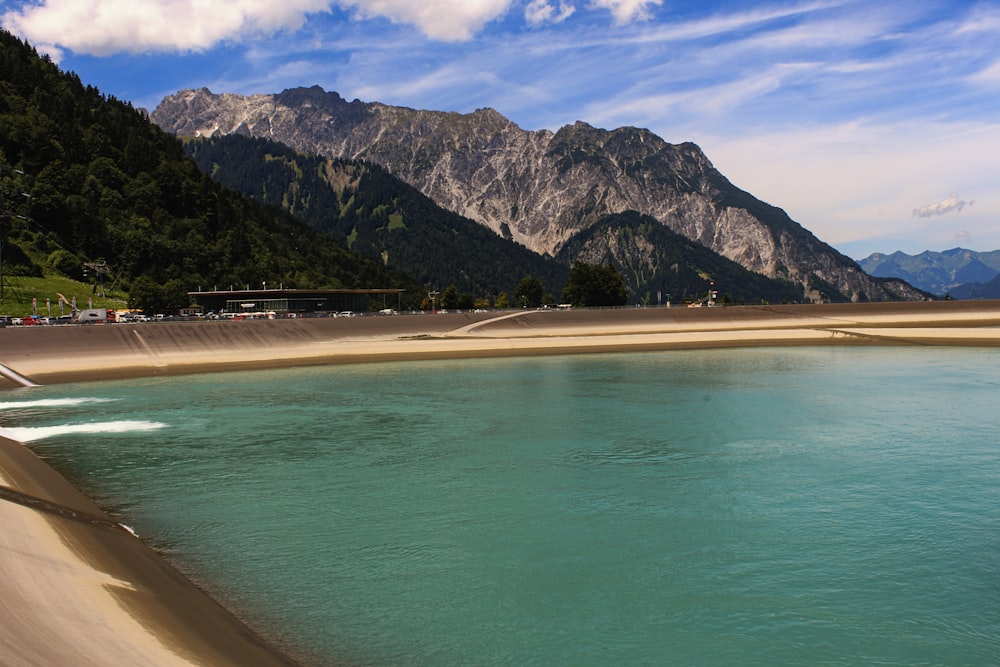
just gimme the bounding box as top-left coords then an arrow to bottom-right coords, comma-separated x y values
0,397 -> 118,411
119,524 -> 140,538
6,420 -> 168,442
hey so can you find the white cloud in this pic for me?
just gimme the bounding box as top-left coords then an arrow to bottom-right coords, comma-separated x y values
2,0 -> 662,53
954,5 -> 1000,35
1,0 -> 331,56
525,0 -> 576,26
588,0 -> 662,25
692,120 -> 1000,255
616,0 -> 845,46
969,58 -> 1000,86
334,0 -> 513,42
580,61 -> 815,130
0,0 -> 518,53
913,194 -> 970,218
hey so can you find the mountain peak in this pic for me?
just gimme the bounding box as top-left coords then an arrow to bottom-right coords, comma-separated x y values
276,85 -> 346,106
472,106 -> 505,119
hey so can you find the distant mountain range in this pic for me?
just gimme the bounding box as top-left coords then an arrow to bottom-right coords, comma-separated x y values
153,86 -> 926,303
858,248 -> 1000,298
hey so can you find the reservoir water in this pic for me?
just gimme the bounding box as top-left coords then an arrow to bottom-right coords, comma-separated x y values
2,346 -> 999,666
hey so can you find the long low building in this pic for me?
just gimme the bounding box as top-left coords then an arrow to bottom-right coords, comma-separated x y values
188,288 -> 405,315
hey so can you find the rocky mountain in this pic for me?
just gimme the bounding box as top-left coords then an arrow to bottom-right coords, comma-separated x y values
554,211 -> 802,305
859,248 -> 1000,296
153,86 -> 926,302
184,134 -> 804,305
183,134 -> 570,298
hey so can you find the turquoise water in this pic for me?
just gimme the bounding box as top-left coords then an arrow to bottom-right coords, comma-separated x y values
2,347 -> 999,666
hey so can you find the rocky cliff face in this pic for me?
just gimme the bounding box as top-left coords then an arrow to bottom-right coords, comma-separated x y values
153,86 -> 926,301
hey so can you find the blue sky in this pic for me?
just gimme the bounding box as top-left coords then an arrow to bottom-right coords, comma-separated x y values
2,0 -> 998,259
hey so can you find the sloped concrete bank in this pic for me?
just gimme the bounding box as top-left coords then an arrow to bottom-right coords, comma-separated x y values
3,302 -> 1000,389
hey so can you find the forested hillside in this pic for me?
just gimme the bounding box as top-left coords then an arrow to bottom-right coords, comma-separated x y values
555,211 -> 804,305
185,134 -> 569,298
0,30 -> 427,310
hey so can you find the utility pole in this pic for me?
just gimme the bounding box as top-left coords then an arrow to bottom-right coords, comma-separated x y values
83,259 -> 111,297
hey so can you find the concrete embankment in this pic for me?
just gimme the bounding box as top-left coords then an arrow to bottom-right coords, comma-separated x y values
0,311 -> 497,387
2,301 -> 1000,389
0,431 -> 305,666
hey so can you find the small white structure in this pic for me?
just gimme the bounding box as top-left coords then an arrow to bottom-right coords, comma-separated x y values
74,308 -> 107,323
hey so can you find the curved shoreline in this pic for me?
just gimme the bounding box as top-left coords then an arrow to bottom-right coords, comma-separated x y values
2,301 -> 999,666
0,430 -> 305,666
3,301 -> 1000,389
